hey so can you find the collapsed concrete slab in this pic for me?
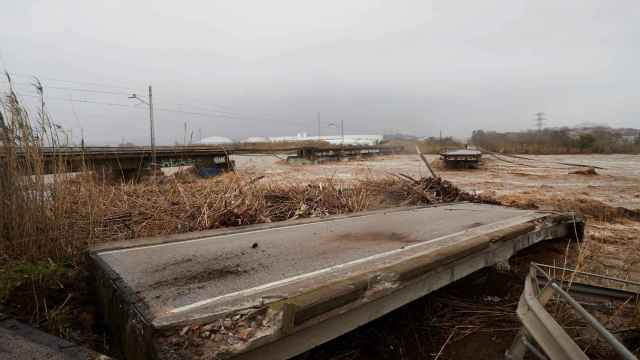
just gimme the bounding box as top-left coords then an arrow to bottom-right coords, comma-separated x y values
90,203 -> 583,360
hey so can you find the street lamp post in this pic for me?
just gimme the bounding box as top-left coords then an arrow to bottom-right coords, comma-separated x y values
129,85 -> 157,177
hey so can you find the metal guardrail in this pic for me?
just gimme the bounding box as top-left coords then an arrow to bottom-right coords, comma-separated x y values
507,263 -> 639,360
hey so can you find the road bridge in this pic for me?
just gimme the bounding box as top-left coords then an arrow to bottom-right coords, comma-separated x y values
90,203 -> 583,360
2,144 -> 401,179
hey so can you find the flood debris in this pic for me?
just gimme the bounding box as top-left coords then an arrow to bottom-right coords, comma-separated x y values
570,167 -> 598,176
160,307 -> 283,359
414,144 -> 438,178
92,172 -> 499,246
389,175 -> 500,205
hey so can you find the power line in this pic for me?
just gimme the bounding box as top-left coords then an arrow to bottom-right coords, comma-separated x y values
42,85 -> 131,96
7,80 -> 299,124
6,73 -> 283,121
15,92 -> 308,126
17,93 -> 139,109
155,106 -> 305,126
16,92 -> 261,120
167,99 -> 292,123
3,82 -> 132,96
3,74 -> 312,126
157,97 -> 310,126
6,72 -> 143,92
165,104 -> 294,124
4,74 -> 270,118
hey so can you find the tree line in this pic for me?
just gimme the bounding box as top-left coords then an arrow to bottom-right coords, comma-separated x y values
470,128 -> 640,154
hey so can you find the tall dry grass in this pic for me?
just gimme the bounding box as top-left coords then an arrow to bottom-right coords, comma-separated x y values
0,74 -> 100,261
0,75 -> 481,262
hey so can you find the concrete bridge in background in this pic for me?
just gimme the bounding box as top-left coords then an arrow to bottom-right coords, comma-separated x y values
3,144 -> 401,179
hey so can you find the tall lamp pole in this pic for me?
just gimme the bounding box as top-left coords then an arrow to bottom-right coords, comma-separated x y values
129,85 -> 157,177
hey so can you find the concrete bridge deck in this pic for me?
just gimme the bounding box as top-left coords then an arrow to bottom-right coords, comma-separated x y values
90,203 -> 583,360
2,144 -> 400,177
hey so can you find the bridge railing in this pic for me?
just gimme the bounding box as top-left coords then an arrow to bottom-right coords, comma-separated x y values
507,263 -> 639,360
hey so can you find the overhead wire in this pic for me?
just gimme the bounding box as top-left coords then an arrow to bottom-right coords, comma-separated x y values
4,73 -> 312,127
1,79 -> 275,121
14,92 -> 309,127
6,72 -> 143,91
163,101 -> 308,126
17,93 -> 139,109
40,85 -> 132,96
4,73 -> 283,119
2,81 -> 133,96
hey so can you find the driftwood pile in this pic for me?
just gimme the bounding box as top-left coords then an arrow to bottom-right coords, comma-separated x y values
387,174 -> 499,205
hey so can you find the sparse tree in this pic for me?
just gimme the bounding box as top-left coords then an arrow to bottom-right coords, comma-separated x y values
576,133 -> 596,150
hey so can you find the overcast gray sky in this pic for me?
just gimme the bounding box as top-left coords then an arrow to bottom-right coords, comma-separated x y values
1,1 -> 638,145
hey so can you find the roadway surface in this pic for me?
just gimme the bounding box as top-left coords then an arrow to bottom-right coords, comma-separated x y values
96,203 -> 545,327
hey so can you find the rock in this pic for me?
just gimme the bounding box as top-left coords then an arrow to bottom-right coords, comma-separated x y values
213,333 -> 224,342
223,319 -> 233,329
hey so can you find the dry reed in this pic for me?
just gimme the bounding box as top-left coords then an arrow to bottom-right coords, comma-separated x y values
0,84 -> 485,262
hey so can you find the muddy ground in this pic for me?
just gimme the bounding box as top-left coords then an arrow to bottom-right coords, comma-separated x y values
231,153 -> 640,359
232,154 -> 640,210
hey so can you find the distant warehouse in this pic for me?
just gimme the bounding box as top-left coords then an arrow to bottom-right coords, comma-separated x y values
198,136 -> 234,145
198,134 -> 384,146
267,133 -> 383,146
